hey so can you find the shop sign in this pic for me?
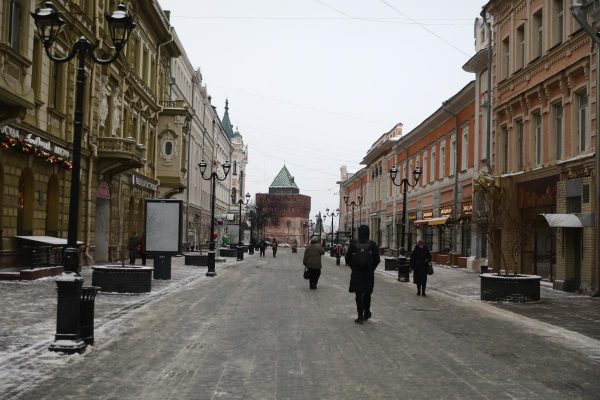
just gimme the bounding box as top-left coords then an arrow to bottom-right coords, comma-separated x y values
408,212 -> 418,221
422,209 -> 433,219
440,205 -> 453,217
132,175 -> 157,192
461,202 -> 473,215
97,180 -> 111,199
0,125 -> 71,159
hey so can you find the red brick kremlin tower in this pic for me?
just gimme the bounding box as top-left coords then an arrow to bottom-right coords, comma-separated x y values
255,165 -> 311,245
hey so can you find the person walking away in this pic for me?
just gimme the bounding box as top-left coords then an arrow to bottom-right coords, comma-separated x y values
272,238 -> 278,257
345,225 -> 380,324
258,238 -> 267,258
128,231 -> 139,265
303,237 -> 325,289
138,232 -> 146,266
335,243 -> 343,265
410,239 -> 432,296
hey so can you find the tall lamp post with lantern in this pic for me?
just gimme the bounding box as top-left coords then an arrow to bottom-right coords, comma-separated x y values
232,192 -> 250,261
390,165 -> 421,282
199,160 -> 231,276
32,1 -> 135,354
343,194 -> 362,240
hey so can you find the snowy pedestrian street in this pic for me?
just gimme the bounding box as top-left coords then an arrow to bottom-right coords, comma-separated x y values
3,250 -> 600,399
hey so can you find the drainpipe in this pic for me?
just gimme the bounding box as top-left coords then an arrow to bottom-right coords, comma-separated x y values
570,3 -> 600,296
442,101 -> 460,254
481,8 -> 493,173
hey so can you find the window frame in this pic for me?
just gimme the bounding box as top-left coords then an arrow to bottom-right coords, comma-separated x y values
461,123 -> 469,171
552,101 -> 563,160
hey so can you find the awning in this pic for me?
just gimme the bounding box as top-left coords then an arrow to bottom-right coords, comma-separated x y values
15,236 -> 84,246
413,217 -> 448,226
539,214 -> 594,228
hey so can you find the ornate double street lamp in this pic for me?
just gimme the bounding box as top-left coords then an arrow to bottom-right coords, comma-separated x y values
325,207 -> 340,244
32,1 -> 135,354
232,192 -> 251,261
343,194 -> 363,240
199,160 -> 231,276
389,165 -> 422,255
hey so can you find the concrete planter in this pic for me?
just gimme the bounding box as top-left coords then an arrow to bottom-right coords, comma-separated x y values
219,248 -> 237,258
92,265 -> 153,293
437,254 -> 449,264
384,257 -> 400,271
457,257 -> 468,268
184,253 -> 208,266
480,273 -> 541,302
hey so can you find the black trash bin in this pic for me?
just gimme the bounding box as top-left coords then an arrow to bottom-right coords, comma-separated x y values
154,255 -> 172,280
397,256 -> 410,282
80,286 -> 100,345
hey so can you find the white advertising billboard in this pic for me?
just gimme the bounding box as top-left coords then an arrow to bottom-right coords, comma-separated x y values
144,199 -> 182,254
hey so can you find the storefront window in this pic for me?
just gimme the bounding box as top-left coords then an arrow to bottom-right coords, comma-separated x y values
461,224 -> 471,256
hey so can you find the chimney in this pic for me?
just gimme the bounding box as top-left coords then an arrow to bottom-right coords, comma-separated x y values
340,165 -> 348,181
164,10 -> 171,22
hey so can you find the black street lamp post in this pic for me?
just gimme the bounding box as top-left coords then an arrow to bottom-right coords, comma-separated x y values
199,159 -> 231,276
325,207 -> 340,244
389,165 -> 422,255
343,194 -> 363,240
32,1 -> 135,354
232,192 -> 250,261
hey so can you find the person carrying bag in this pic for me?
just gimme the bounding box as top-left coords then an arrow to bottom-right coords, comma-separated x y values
410,240 -> 432,296
303,237 -> 325,289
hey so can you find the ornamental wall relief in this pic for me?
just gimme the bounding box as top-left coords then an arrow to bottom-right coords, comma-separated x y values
159,130 -> 177,162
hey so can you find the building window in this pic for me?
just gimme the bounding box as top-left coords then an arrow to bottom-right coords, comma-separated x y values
422,152 -> 427,186
517,24 -> 525,70
501,36 -> 510,80
533,111 -> 542,166
449,134 -> 456,176
461,124 -> 469,171
553,102 -> 563,160
502,126 -> 509,174
552,0 -> 564,46
430,148 -> 436,183
48,63 -> 66,113
577,90 -> 588,152
9,0 -> 22,50
516,119 -> 524,170
231,187 -> 237,204
233,161 -> 237,175
533,9 -> 544,59
32,38 -> 42,100
439,143 -> 446,180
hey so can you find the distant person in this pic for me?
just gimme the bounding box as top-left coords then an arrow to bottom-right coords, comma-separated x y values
272,238 -> 278,257
335,243 -> 343,265
138,232 -> 146,266
259,238 -> 267,258
303,237 -> 325,289
128,231 -> 139,265
345,225 -> 380,324
410,240 -> 432,296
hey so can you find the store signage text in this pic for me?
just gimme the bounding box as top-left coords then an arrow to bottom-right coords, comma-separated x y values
0,126 -> 71,159
462,202 -> 473,215
132,175 -> 157,192
422,210 -> 433,219
440,206 -> 453,217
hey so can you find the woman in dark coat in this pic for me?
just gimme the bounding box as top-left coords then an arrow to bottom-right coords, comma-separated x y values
345,225 -> 380,324
410,239 -> 432,296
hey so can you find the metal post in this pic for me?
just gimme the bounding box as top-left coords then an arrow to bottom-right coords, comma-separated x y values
208,174 -> 217,276
401,181 -> 408,255
237,201 -> 243,261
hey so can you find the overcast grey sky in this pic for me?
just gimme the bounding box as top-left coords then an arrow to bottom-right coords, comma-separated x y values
157,0 -> 484,223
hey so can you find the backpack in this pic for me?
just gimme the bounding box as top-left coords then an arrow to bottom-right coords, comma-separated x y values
351,242 -> 372,270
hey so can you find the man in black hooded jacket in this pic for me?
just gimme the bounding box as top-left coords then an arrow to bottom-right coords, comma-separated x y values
345,225 -> 380,324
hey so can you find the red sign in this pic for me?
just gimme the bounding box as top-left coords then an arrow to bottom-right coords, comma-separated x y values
97,181 -> 110,199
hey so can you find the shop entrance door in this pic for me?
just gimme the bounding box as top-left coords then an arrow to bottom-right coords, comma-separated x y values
571,229 -> 582,290
534,223 -> 555,281
95,198 -> 110,262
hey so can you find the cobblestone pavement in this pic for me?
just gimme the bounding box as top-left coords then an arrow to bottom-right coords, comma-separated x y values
380,262 -> 600,341
3,251 -> 600,399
